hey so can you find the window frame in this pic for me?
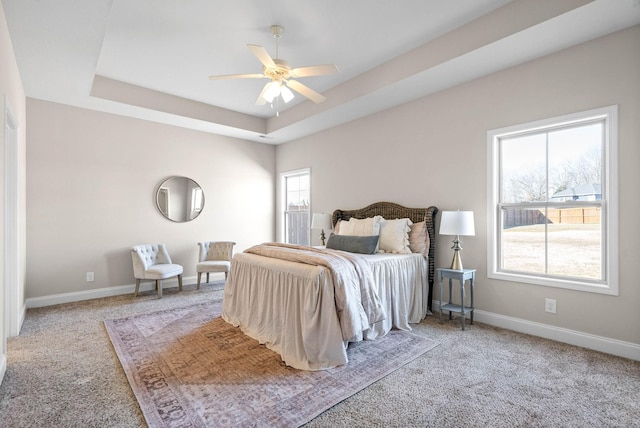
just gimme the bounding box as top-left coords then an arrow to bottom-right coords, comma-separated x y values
487,105 -> 618,295
280,168 -> 311,245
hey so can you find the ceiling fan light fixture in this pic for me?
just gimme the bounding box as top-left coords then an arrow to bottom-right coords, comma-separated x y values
281,84 -> 295,103
209,24 -> 339,108
263,81 -> 281,103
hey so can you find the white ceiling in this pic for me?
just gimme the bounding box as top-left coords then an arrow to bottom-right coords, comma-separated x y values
3,0 -> 640,144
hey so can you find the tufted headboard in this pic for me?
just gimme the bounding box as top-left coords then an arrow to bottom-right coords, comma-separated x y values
331,202 -> 438,311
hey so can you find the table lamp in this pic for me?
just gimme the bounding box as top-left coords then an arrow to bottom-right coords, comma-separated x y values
311,212 -> 332,246
439,210 -> 475,270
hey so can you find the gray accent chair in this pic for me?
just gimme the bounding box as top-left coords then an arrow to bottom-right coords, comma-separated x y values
196,241 -> 235,288
131,244 -> 183,298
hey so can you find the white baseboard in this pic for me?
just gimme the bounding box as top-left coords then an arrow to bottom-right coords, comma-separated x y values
433,300 -> 640,361
0,353 -> 6,387
25,273 -> 224,309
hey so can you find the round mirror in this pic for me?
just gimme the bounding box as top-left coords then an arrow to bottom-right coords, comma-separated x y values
156,176 -> 205,222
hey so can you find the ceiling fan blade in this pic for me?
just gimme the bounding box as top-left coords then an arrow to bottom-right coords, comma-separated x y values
209,73 -> 265,80
290,64 -> 339,78
247,44 -> 276,69
285,80 -> 326,103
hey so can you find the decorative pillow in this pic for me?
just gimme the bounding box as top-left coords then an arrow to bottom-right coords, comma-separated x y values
409,220 -> 430,258
378,218 -> 413,254
326,233 -> 379,254
337,216 -> 384,237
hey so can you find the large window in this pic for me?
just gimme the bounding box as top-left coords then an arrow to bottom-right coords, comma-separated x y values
281,169 -> 310,245
487,106 -> 618,295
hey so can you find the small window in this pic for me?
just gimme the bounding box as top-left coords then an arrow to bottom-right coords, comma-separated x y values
281,169 -> 310,245
191,187 -> 203,212
487,106 -> 618,295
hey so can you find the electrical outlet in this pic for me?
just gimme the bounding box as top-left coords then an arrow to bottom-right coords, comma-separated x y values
86,272 -> 94,282
545,298 -> 556,314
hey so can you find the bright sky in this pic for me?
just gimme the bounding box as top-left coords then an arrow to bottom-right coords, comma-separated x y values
501,122 -> 602,171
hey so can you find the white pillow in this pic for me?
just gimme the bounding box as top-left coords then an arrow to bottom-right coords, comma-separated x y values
337,216 -> 384,237
378,218 -> 413,254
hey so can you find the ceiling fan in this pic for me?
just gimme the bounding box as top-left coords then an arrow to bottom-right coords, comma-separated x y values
208,25 -> 339,106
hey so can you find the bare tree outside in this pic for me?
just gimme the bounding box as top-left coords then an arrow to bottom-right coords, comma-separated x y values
506,147 -> 602,202
507,168 -> 546,202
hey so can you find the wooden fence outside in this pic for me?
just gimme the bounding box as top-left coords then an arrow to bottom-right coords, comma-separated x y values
504,207 -> 600,227
547,207 -> 600,224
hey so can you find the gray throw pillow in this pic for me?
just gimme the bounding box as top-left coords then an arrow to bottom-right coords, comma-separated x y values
326,233 -> 379,254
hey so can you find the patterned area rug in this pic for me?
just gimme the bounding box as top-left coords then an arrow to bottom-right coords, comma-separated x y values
104,301 -> 439,427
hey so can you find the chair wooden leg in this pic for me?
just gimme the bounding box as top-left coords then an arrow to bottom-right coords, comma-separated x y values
178,274 -> 183,291
157,280 -> 162,298
224,271 -> 229,281
197,272 -> 202,289
134,279 -> 141,297
206,273 -> 210,284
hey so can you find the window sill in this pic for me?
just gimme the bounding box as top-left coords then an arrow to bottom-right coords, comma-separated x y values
488,270 -> 618,296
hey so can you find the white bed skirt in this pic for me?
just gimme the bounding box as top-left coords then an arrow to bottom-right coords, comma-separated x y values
222,252 -> 428,370
366,253 -> 428,338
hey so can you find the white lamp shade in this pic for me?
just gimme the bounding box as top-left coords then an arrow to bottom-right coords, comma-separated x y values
439,211 -> 475,236
311,213 -> 332,230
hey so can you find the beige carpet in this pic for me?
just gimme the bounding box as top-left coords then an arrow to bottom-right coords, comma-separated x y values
2,283 -> 639,427
104,300 -> 439,427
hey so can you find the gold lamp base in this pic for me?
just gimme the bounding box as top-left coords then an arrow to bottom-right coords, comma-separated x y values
449,236 -> 464,270
450,249 -> 463,270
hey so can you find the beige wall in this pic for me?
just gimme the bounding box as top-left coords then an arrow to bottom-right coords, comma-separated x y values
276,26 -> 640,346
26,100 -> 275,298
1,1 -> 27,378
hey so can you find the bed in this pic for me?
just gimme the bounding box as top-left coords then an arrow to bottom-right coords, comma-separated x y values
222,202 -> 438,370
